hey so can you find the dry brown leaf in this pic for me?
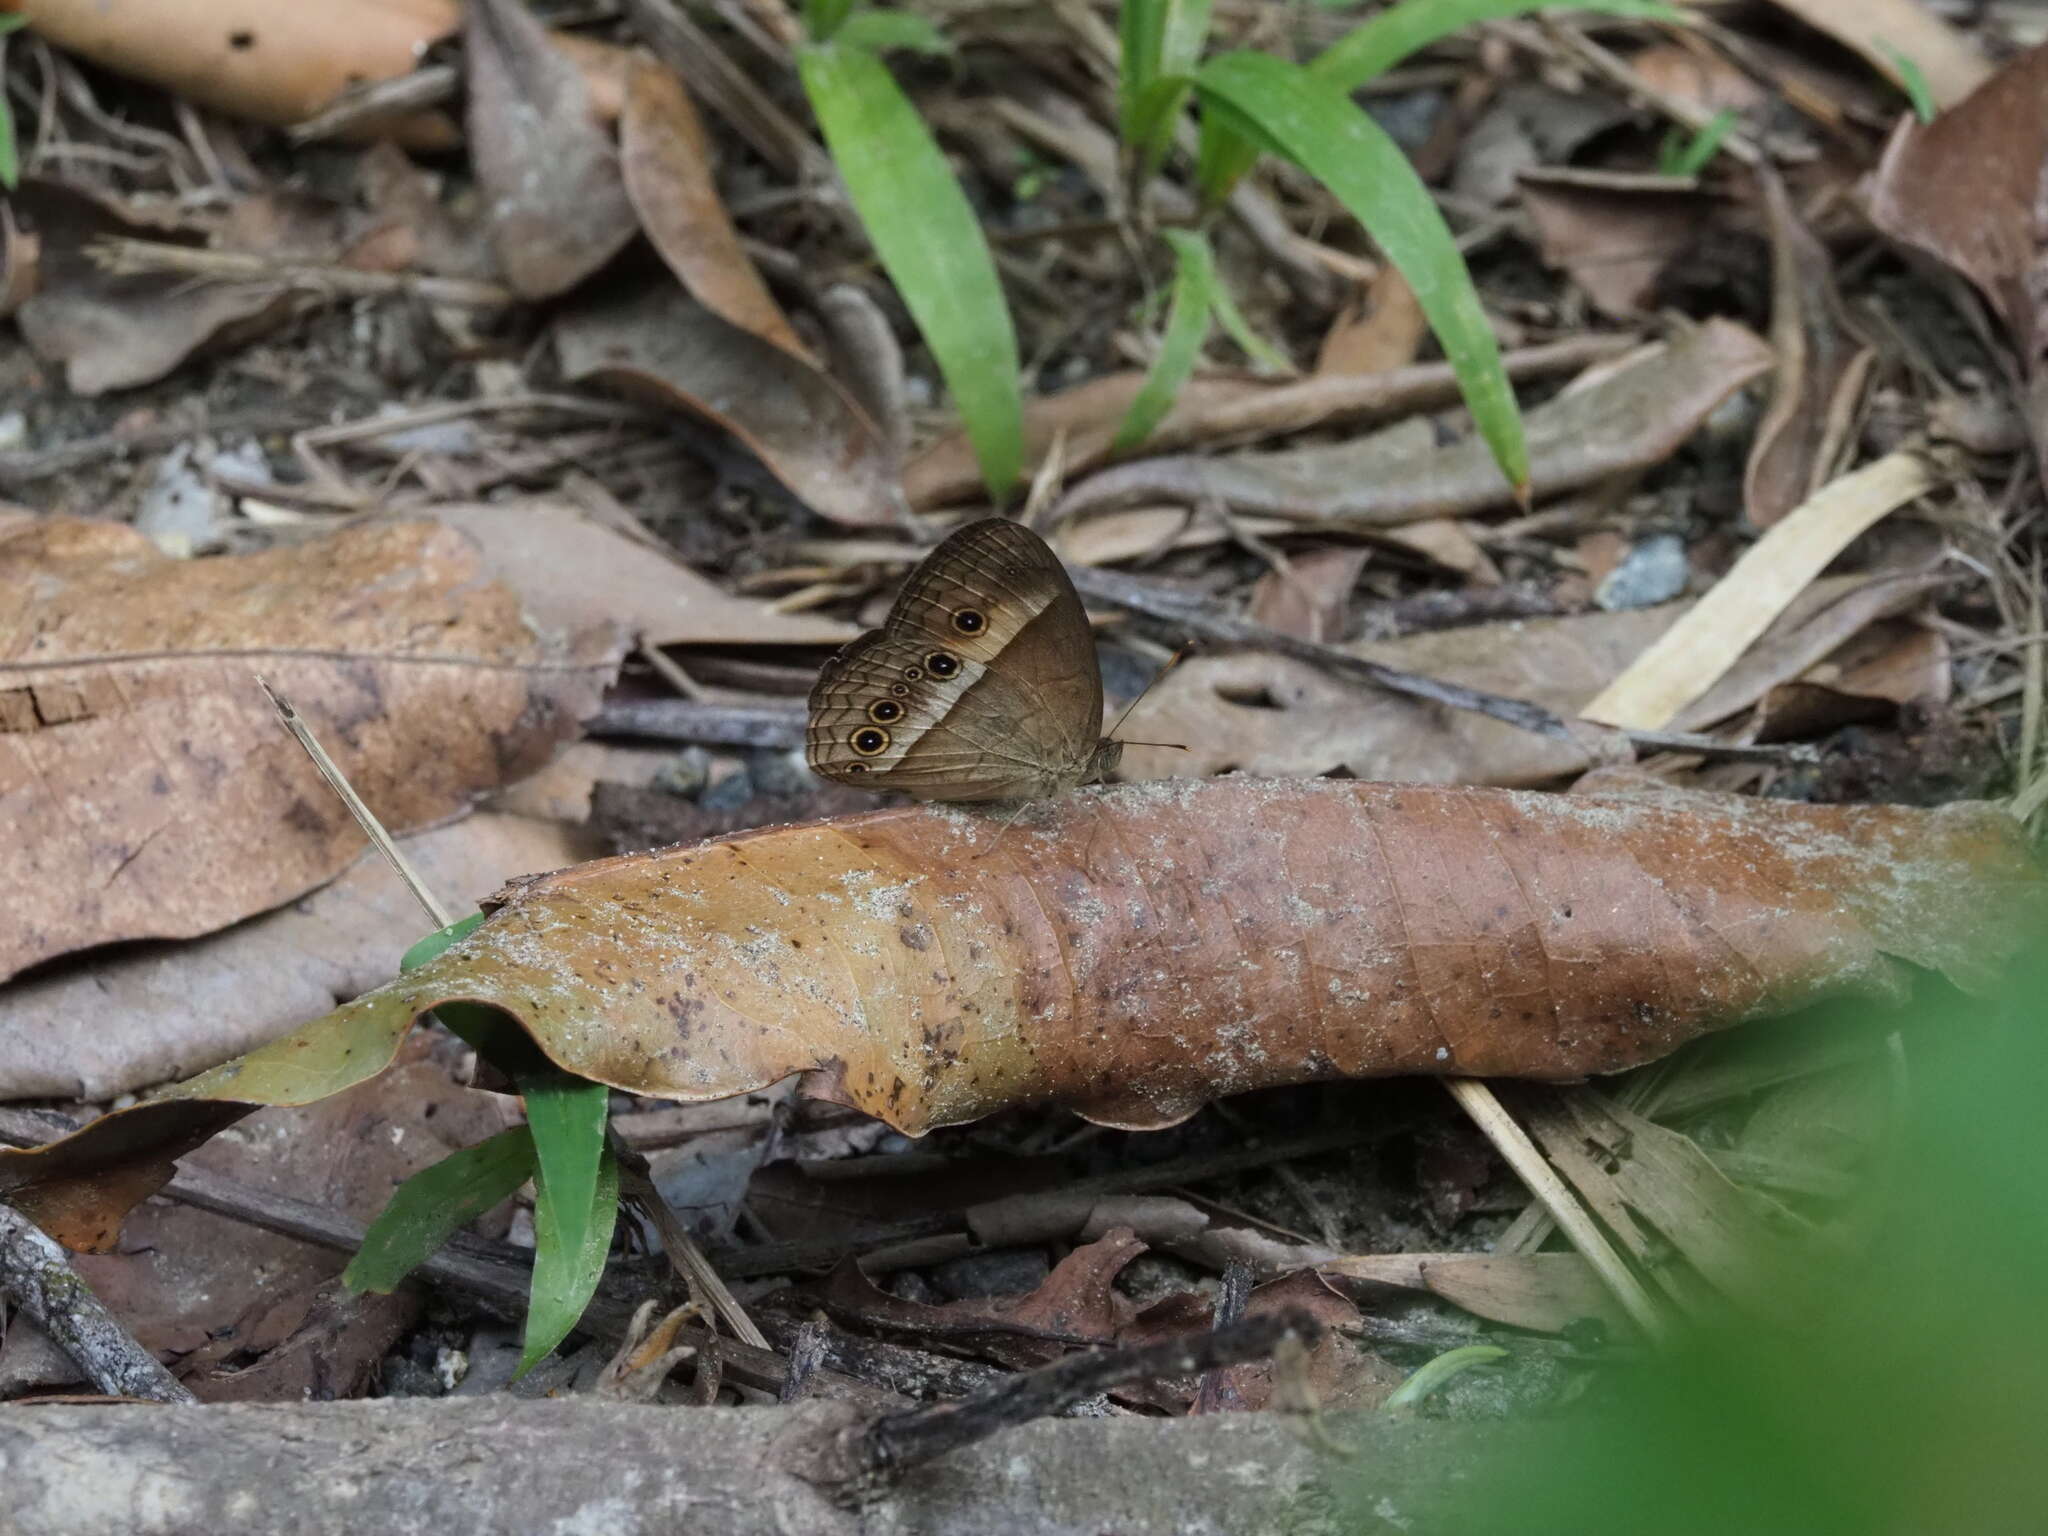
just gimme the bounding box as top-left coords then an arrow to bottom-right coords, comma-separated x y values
1248,545 -> 1372,641
73,1046 -> 512,1395
0,517 -> 617,983
8,777 -> 2038,1249
1319,1252 -> 1622,1334
1628,44 -> 1772,119
1058,320 -> 1773,527
1746,173 -> 1876,528
0,814 -> 590,1103
465,0 -> 637,299
1749,620 -> 1949,740
1866,40 -> 2048,467
425,500 -> 854,647
1315,267 -> 1427,376
1118,606 -> 1678,787
10,179 -> 296,395
1672,570 -> 1949,732
1763,0 -> 1990,110
556,286 -> 905,528
620,61 -> 806,361
818,1229 -> 1147,1369
10,0 -> 462,144
1520,170 -> 1718,319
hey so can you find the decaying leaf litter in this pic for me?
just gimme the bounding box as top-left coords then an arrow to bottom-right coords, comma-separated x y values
1,0 -> 2047,1518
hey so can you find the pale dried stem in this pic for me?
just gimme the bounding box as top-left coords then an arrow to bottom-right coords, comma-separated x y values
1443,1078 -> 1667,1343
87,236 -> 517,307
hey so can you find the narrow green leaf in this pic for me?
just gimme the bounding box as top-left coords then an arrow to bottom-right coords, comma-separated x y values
800,42 -> 1024,499
1159,0 -> 1215,77
521,1071 -> 609,1292
1311,0 -> 1679,93
343,1127 -> 537,1294
1658,108 -> 1737,178
803,0 -> 858,43
1,14 -> 31,192
1207,269 -> 1294,375
1120,1 -> 1210,184
1120,0 -> 1171,142
1129,73 -> 1196,182
1196,51 -> 1529,492
1113,228 -> 1218,453
835,9 -> 953,56
1198,0 -> 1676,208
1386,1344 -> 1510,1413
1878,44 -> 1937,124
401,913 -> 486,974
518,1143 -> 620,1377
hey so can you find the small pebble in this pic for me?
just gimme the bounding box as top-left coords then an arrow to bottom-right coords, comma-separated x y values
1595,533 -> 1690,611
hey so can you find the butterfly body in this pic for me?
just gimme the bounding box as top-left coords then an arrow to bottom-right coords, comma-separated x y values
807,520 -> 1121,801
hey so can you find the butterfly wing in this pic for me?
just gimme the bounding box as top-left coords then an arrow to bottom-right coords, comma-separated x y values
807,520 -> 1106,800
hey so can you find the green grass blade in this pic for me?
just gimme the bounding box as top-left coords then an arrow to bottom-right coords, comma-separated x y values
1207,266 -> 1294,374
1385,1343 -> 1510,1413
1120,0 -> 1170,142
802,0 -> 856,43
520,1071 -> 609,1316
1159,0 -> 1215,76
1312,0 -> 1679,93
518,1142 -> 620,1377
400,913 -> 486,973
1659,107 -> 1737,177
800,41 -> 1024,499
835,9 -> 953,56
0,13 -> 24,191
1113,228 -> 1218,453
343,1126 -> 537,1294
1196,50 -> 1528,492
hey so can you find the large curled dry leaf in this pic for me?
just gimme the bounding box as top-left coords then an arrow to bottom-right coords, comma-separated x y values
0,517 -> 617,983
4,778 -> 2039,1250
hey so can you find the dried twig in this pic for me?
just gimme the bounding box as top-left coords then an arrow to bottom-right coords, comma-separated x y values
858,1309 -> 1321,1476
1069,563 -> 1810,762
87,237 -> 517,307
0,1201 -> 195,1403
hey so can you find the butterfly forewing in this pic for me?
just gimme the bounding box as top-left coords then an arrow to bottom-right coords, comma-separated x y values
806,519 -> 1110,800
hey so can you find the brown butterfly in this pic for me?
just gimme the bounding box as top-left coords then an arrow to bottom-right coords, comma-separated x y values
806,519 -> 1123,801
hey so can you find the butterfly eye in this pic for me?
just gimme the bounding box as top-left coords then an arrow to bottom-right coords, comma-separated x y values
845,763 -> 868,775
850,727 -> 891,756
925,650 -> 960,678
951,608 -> 986,635
889,683 -> 910,697
867,699 -> 904,724
902,666 -> 923,682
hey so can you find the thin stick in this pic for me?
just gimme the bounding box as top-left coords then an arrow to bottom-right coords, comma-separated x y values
257,678 -> 452,929
87,236 -> 518,308
0,1201 -> 196,1403
613,1142 -> 769,1350
1442,1078 -> 1667,1343
861,1309 -> 1321,1476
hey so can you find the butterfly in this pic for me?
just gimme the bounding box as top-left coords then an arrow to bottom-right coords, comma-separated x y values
806,519 -> 1123,801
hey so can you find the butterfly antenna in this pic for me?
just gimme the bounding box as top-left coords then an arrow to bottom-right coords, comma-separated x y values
1105,645 -> 1191,744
